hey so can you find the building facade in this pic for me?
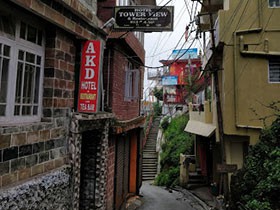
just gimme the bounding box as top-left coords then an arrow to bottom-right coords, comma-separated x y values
0,0 -> 155,209
186,0 -> 280,190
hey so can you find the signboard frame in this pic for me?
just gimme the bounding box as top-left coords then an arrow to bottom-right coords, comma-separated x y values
217,164 -> 238,173
162,75 -> 178,86
77,40 -> 103,113
113,6 -> 174,32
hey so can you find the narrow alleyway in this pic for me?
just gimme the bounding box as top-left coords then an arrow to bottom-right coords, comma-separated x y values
137,182 -> 207,210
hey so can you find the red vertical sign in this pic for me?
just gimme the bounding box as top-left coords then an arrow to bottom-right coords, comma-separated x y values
78,40 -> 101,113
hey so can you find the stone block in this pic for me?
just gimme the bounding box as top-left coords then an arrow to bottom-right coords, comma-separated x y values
0,162 -> 9,175
54,157 -> 64,168
25,154 -> 38,167
0,134 -> 11,149
50,148 -> 60,159
27,131 -> 40,144
39,151 -> 49,163
32,164 -> 44,176
2,172 -> 18,187
31,0 -> 45,13
3,147 -> 18,162
19,144 -> 32,157
12,133 -> 27,146
11,157 -> 25,172
44,160 -> 55,172
33,142 -> 45,154
40,130 -> 51,141
18,167 -> 31,181
51,128 -> 61,139
45,139 -> 55,150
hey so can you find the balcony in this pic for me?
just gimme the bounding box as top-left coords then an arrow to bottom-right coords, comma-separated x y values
163,93 -> 185,104
147,67 -> 169,80
185,101 -> 216,137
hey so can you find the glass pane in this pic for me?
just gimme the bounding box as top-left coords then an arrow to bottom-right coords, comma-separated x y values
37,30 -> 42,46
18,50 -> 24,61
23,64 -> 35,104
0,43 -> 2,55
0,58 -> 9,103
27,25 -> 37,43
26,52 -> 35,63
3,45 -> 10,56
36,56 -> 41,65
0,105 -> 5,116
20,22 -> 26,39
34,67 -> 40,103
22,106 -> 31,115
14,105 -> 20,115
0,15 -> 15,37
33,106 -> 38,115
15,62 -> 23,103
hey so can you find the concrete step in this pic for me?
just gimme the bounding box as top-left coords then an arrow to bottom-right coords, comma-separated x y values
143,153 -> 157,157
142,163 -> 157,168
142,168 -> 157,171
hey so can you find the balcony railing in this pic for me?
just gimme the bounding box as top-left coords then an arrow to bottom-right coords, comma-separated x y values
147,67 -> 169,80
163,93 -> 185,104
189,101 -> 213,124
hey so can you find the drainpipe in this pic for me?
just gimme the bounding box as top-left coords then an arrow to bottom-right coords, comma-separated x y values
233,0 -> 264,129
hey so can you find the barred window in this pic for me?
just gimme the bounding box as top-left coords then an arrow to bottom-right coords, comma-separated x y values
268,58 -> 280,83
0,16 -> 44,124
269,0 -> 280,7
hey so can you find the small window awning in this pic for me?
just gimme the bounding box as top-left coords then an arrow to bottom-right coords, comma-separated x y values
184,120 -> 216,137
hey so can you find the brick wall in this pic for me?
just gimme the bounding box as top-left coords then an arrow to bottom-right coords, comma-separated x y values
106,137 -> 115,210
0,124 -> 68,187
109,50 -> 140,120
43,28 -> 75,121
0,27 -> 75,188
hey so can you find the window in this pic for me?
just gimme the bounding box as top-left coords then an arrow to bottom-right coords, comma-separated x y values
268,58 -> 280,83
133,31 -> 144,45
125,62 -> 140,100
0,16 -> 44,124
117,0 -> 137,6
269,0 -> 280,7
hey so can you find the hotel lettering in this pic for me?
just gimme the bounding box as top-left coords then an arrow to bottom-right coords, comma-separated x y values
78,40 -> 101,113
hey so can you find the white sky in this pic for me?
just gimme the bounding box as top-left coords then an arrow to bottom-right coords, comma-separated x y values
143,0 -> 202,99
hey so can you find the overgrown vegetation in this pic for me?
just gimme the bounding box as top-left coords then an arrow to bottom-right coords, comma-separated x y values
155,114 -> 194,187
153,102 -> 162,117
153,87 -> 163,101
230,116 -> 280,210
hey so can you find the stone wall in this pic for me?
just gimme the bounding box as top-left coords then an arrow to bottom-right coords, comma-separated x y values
0,167 -> 71,210
106,137 -> 115,210
69,113 -> 113,210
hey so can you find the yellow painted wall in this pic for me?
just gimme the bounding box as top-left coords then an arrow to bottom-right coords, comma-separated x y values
214,0 -> 280,145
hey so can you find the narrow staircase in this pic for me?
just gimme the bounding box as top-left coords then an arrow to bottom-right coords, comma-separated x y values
187,168 -> 208,189
142,117 -> 161,181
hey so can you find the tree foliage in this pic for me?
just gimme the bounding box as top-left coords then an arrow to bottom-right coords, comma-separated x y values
153,87 -> 163,101
230,116 -> 280,210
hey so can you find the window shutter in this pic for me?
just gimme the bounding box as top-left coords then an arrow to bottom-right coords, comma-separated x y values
269,58 -> 280,83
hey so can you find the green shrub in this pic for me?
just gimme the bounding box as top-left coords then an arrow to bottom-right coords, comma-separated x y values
155,167 -> 179,187
160,116 -> 169,131
153,102 -> 162,117
155,114 -> 194,187
231,116 -> 280,210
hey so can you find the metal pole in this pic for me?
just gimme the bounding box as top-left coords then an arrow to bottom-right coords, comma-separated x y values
206,0 -> 228,204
